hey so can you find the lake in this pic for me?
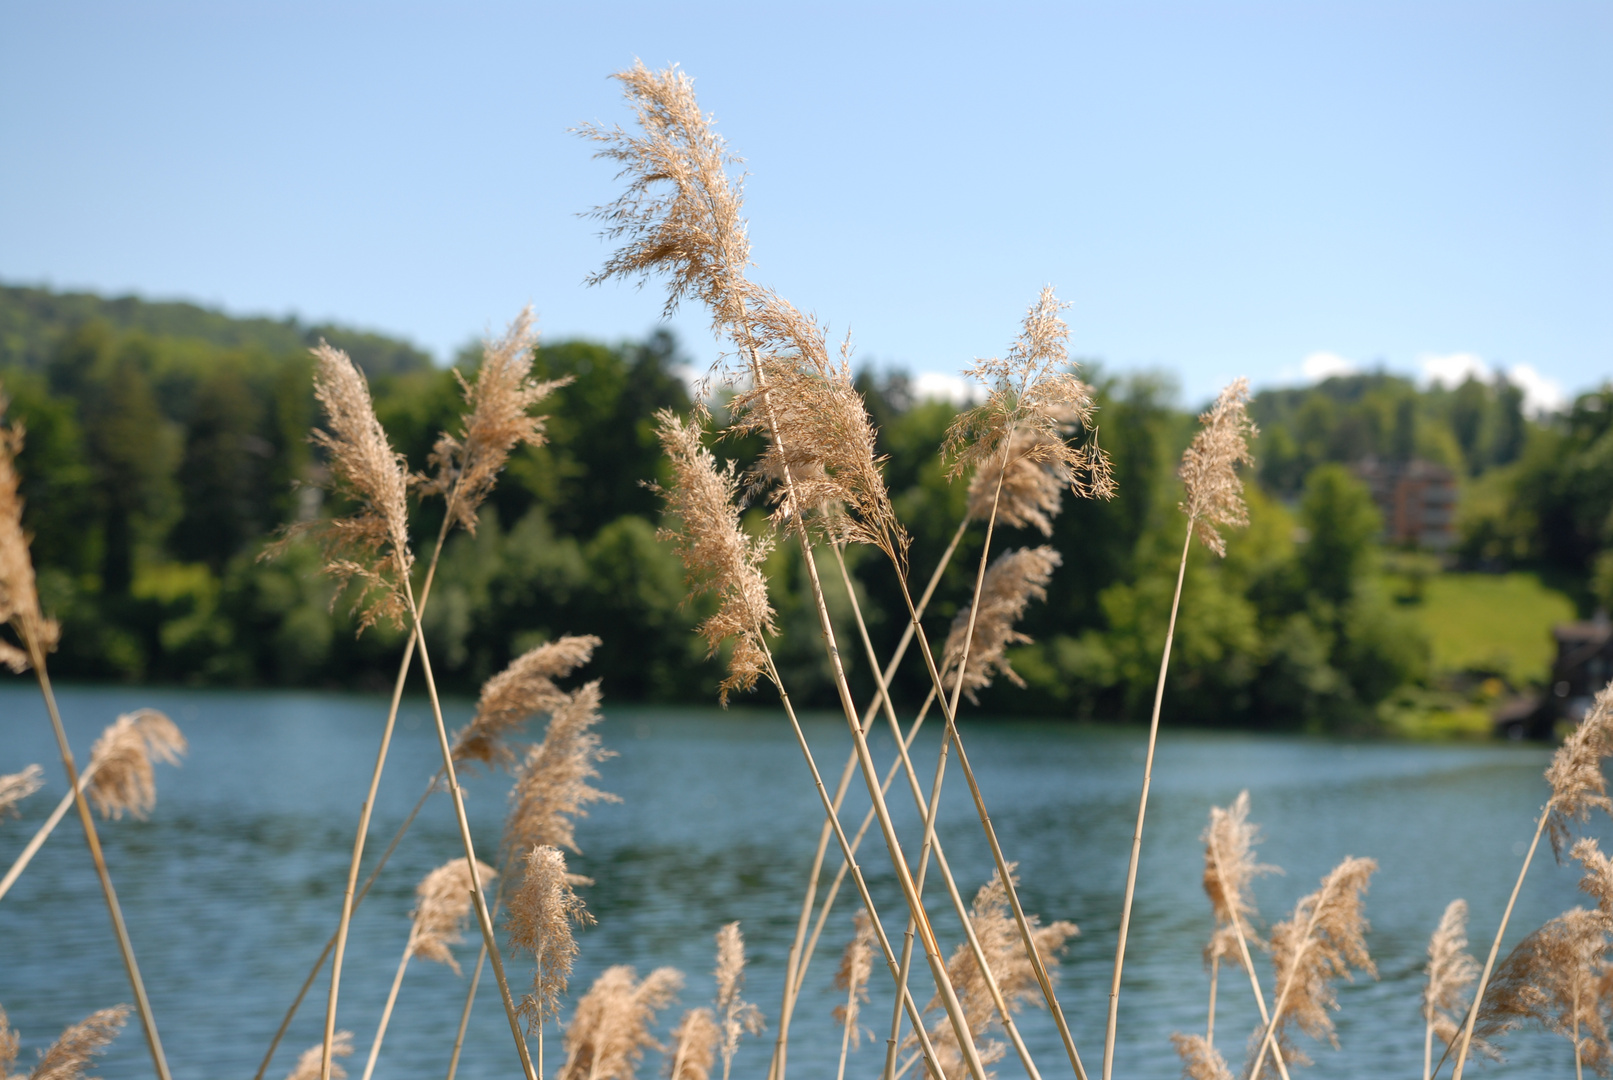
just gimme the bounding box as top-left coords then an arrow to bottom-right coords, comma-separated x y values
0,683 -> 1605,1079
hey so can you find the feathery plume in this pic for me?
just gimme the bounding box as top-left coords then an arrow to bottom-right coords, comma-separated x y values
940,546 -> 1061,704
509,845 -> 595,1031
286,1032 -> 352,1080
1,1006 -> 18,1080
1168,1034 -> 1233,1080
1423,900 -> 1492,1066
27,1006 -> 129,1080
418,307 -> 571,534
1202,791 -> 1277,968
914,865 -> 1076,1080
833,910 -> 876,1050
281,343 -> 413,633
560,966 -> 684,1080
1474,908 -> 1611,1069
964,419 -> 1074,537
943,288 -> 1112,507
504,681 -> 617,867
1256,857 -> 1376,1075
407,858 -> 496,976
713,923 -> 763,1080
1575,838 -> 1613,919
1546,684 -> 1613,858
1179,378 -> 1256,557
667,1009 -> 718,1080
0,764 -> 42,821
653,410 -> 777,704
84,710 -> 185,821
452,635 -> 601,771
0,393 -> 58,669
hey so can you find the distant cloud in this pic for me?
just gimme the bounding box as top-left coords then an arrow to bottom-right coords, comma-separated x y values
913,371 -> 983,405
1301,351 -> 1359,381
1418,352 -> 1567,416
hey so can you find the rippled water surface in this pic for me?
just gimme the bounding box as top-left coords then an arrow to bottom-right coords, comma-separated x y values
1,684 -> 1605,1079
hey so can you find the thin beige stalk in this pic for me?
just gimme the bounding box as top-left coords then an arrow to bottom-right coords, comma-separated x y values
362,940 -> 414,1080
446,918 -> 492,1080
1206,956 -> 1218,1046
0,761 -> 100,903
1102,520 -> 1191,1079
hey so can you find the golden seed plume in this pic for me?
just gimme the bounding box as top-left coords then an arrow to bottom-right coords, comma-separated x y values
278,343 -> 413,634
286,1031 -> 353,1080
943,289 -> 1113,509
1474,907 -> 1611,1067
27,1005 -> 129,1080
503,681 -> 618,868
0,764 -> 43,821
0,393 -> 59,669
418,307 -> 571,534
713,922 -> 763,1080
1201,791 -> 1278,968
407,857 -> 496,976
833,909 -> 876,1050
509,844 -> 595,1031
84,710 -> 185,821
941,546 -> 1061,704
667,1008 -> 719,1080
1261,856 -> 1376,1067
913,864 -> 1076,1080
452,635 -> 602,771
1574,838 -> 1613,919
1,1005 -> 18,1080
1168,1033 -> 1233,1080
1423,899 -> 1492,1061
1546,683 -> 1613,858
964,418 -> 1075,537
1179,378 -> 1256,558
653,410 -> 777,704
561,965 -> 685,1080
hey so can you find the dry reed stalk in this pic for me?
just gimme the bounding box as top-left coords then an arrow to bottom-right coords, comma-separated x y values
714,923 -> 764,1080
1422,900 -> 1491,1080
669,1009 -> 719,1080
0,392 -> 170,1080
1168,1034 -> 1233,1080
509,845 -> 595,1079
1473,907 -> 1611,1077
560,966 -> 685,1080
361,859 -> 498,1080
0,765 -> 41,821
1249,857 -> 1377,1079
1104,377 -> 1254,1080
835,910 -> 877,1080
1453,682 -> 1613,1080
24,1005 -> 130,1080
288,1033 -> 353,1080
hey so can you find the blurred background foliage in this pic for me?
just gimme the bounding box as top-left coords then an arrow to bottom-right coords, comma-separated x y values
2,283 -> 1605,734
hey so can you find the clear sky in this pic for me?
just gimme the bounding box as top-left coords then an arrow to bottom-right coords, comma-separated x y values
2,1 -> 1607,410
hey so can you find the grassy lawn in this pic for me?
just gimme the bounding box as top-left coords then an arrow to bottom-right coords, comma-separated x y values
1411,571 -> 1575,687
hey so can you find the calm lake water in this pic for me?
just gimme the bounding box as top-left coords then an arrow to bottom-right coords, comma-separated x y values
0,683 -> 1606,1080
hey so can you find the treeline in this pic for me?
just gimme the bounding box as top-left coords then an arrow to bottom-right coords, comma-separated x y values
1,284 -> 1601,729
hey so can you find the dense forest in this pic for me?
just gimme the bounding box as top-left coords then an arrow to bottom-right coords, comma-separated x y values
2,283 -> 1606,731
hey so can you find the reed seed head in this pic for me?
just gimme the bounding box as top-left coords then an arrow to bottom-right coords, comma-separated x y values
1263,856 -> 1376,1061
27,1006 -> 129,1080
964,418 -> 1074,537
1574,838 -> 1613,919
713,922 -> 763,1080
561,965 -> 685,1080
503,681 -> 618,868
667,1008 -> 718,1080
833,909 -> 876,1050
653,410 -> 777,704
1475,906 -> 1611,1066
941,546 -> 1061,704
85,710 -> 185,821
285,1032 -> 352,1080
407,857 -> 496,976
0,393 -> 59,669
509,844 -> 595,1030
1180,378 -> 1256,557
1169,1033 -> 1233,1080
1,1005 -> 18,1080
0,764 -> 43,822
1422,898 -> 1491,1064
943,289 -> 1113,510
1546,683 -> 1613,858
453,635 -> 602,771
418,307 -> 570,535
1202,791 -> 1278,968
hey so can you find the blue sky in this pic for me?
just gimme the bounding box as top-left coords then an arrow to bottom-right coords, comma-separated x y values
1,2 -> 1607,410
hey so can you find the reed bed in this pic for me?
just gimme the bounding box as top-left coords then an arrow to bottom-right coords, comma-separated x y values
1,60 -> 1611,1080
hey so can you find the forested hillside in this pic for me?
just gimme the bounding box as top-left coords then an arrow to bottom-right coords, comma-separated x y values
2,283 -> 1604,732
